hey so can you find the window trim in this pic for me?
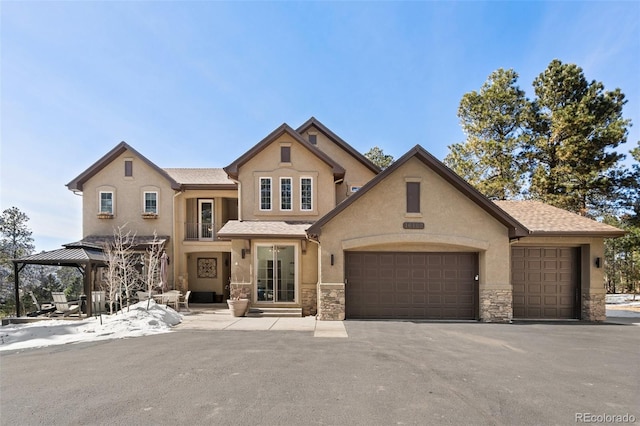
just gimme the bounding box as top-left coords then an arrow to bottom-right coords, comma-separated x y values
99,191 -> 114,214
300,177 -> 313,211
259,177 -> 272,211
143,191 -> 159,214
280,177 -> 293,211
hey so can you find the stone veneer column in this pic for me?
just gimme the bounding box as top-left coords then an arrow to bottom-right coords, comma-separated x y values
582,293 -> 606,321
301,287 -> 317,316
317,283 -> 345,321
479,289 -> 512,323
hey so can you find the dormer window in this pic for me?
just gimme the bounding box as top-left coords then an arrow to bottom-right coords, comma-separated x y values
308,133 -> 317,145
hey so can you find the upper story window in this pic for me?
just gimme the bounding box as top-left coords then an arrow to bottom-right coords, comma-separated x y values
260,177 -> 272,211
100,191 -> 114,214
280,178 -> 292,211
144,191 -> 158,214
124,159 -> 133,177
308,133 -> 317,145
300,177 -> 313,211
406,181 -> 421,213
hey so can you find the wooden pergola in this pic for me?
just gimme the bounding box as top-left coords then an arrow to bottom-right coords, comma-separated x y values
12,242 -> 108,317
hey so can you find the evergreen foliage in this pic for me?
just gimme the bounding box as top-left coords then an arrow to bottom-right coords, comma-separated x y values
365,146 -> 394,169
445,69 -> 527,199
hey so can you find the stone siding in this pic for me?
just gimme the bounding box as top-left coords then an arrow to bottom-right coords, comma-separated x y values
582,293 -> 606,321
479,289 -> 512,323
301,287 -> 317,317
318,283 -> 345,321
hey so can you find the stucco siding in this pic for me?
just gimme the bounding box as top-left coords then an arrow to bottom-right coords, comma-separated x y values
82,150 -> 174,239
238,134 -> 337,221
299,126 -> 377,204
317,157 -> 511,289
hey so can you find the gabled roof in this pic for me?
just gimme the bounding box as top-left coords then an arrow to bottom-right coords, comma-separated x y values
296,117 -> 381,174
494,200 -> 626,237
223,123 -> 346,181
66,141 -> 181,192
164,168 -> 237,190
307,144 -> 529,239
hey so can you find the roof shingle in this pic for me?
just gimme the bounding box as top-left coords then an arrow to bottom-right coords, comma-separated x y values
163,168 -> 235,186
494,200 -> 625,236
218,221 -> 312,238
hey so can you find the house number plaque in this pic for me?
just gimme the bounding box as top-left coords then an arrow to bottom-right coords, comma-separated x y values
403,222 -> 425,229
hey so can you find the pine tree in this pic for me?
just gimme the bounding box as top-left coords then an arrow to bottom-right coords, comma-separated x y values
524,59 -> 630,216
444,69 -> 528,199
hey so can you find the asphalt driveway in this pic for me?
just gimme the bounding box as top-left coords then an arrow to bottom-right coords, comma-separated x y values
1,320 -> 638,425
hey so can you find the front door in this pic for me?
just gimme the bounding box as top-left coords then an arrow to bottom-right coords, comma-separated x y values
198,200 -> 214,240
256,245 -> 296,303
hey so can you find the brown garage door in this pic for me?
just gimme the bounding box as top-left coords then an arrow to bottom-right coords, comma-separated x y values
345,252 -> 478,320
512,247 -> 580,319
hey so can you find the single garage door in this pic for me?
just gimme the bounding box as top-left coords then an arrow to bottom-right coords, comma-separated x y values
345,252 -> 478,320
512,247 -> 580,319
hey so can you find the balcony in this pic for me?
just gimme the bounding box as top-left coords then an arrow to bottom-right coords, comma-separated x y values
185,222 -> 216,241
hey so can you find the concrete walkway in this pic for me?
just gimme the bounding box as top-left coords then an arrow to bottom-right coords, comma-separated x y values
176,304 -> 348,337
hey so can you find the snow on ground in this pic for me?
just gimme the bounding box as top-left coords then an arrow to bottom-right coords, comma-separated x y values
0,300 -> 181,352
605,294 -> 640,319
606,294 -> 640,305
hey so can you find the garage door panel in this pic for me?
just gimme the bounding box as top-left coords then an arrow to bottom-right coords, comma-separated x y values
412,294 -> 425,304
412,269 -> 426,279
428,270 -> 442,279
528,283 -> 541,294
528,272 -> 542,281
396,282 -> 410,292
428,282 -> 442,292
512,247 -> 579,319
411,282 -> 426,292
528,296 -> 542,305
346,252 -> 478,320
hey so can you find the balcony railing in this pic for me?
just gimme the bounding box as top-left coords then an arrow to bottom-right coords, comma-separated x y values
185,222 -> 216,241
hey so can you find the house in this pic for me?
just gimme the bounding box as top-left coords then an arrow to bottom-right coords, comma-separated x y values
66,117 -> 624,321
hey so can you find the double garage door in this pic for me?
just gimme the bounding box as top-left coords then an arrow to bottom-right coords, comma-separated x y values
345,252 -> 478,320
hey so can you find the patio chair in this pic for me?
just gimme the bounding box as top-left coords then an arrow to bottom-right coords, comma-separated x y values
27,291 -> 56,317
178,290 -> 191,312
51,292 -> 81,317
164,290 -> 180,310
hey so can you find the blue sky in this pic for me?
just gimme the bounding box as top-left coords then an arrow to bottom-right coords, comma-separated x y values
1,1 -> 639,252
